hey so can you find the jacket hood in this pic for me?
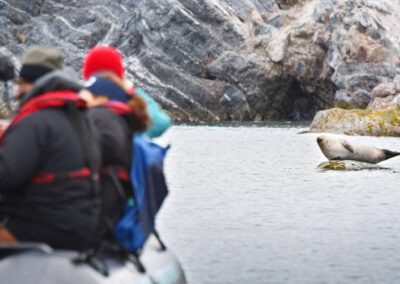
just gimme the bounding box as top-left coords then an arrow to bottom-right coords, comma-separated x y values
21,70 -> 83,104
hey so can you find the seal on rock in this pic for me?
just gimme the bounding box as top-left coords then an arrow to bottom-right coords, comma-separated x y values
317,135 -> 400,164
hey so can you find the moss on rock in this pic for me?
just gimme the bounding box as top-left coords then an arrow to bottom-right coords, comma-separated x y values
318,160 -> 388,170
318,161 -> 346,170
309,106 -> 400,136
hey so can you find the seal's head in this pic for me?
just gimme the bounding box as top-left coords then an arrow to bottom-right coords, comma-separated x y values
316,135 -> 328,147
316,135 -> 343,160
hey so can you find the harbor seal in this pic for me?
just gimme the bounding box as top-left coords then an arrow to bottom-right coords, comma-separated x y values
317,135 -> 400,164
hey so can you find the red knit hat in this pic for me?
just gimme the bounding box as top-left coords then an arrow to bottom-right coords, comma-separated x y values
82,46 -> 125,80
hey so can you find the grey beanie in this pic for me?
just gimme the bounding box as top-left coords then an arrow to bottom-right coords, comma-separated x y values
19,46 -> 64,83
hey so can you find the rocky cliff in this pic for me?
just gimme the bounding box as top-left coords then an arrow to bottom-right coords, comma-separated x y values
1,0 -> 399,125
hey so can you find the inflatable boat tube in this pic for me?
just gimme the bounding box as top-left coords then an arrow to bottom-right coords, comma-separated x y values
0,235 -> 186,284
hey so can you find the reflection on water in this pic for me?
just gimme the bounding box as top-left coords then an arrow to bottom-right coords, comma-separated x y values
156,125 -> 400,284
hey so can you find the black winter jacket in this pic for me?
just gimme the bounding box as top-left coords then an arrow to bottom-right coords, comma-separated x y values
88,106 -> 133,239
0,72 -> 101,251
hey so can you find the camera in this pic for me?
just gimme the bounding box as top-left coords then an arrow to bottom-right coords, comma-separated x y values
0,56 -> 15,82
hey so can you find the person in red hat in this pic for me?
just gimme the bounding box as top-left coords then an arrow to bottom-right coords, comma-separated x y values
81,45 -> 149,245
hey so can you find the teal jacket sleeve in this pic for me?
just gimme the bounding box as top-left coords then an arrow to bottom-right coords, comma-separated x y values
135,88 -> 172,138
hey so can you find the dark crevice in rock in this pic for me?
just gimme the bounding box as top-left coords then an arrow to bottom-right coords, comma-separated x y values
286,80 -> 321,121
276,0 -> 298,10
203,70 -> 218,81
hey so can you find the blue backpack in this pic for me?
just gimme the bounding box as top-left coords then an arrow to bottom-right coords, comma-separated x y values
114,136 -> 169,252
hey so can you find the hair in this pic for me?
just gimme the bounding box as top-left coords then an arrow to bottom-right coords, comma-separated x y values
127,93 -> 151,133
94,71 -> 150,133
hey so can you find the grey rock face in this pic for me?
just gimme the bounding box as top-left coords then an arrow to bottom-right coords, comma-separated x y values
0,0 -> 399,122
324,0 -> 400,109
368,75 -> 400,109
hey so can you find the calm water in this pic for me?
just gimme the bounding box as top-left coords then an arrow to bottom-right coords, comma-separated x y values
156,125 -> 400,284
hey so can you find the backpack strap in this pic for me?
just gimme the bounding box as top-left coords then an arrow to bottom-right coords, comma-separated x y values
31,167 -> 96,184
152,229 -> 167,251
65,103 -> 102,255
100,166 -> 130,182
64,102 -> 98,178
106,166 -> 129,203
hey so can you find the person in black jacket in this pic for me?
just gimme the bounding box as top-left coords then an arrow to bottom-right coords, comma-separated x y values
81,46 -> 149,243
0,47 -> 101,251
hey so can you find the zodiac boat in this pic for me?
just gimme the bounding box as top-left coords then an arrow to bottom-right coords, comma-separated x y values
0,235 -> 186,284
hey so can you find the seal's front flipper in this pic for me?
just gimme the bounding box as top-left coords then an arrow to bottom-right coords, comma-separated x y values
330,156 -> 342,160
340,141 -> 354,153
